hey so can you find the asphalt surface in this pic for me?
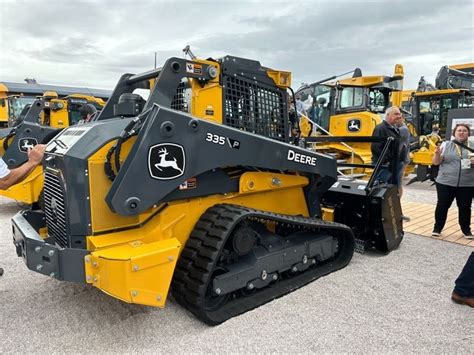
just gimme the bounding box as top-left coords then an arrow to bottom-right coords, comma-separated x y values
0,184 -> 473,353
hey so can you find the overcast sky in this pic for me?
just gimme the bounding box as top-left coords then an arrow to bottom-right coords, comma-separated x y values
0,0 -> 472,91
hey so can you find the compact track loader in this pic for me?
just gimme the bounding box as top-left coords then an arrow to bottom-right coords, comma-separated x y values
0,94 -> 105,205
12,55 -> 402,325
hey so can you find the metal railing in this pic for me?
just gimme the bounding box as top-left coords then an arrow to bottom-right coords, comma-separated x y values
303,135 -> 397,192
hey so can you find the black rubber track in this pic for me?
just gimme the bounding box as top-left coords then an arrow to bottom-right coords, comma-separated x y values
171,204 -> 355,325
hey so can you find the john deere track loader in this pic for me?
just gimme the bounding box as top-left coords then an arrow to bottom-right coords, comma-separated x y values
0,94 -> 106,205
12,55 -> 403,325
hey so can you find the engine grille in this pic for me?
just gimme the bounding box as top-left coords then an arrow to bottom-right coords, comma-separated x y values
223,75 -> 287,142
44,170 -> 69,248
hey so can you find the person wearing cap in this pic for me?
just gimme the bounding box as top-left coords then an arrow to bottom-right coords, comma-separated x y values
78,104 -> 97,123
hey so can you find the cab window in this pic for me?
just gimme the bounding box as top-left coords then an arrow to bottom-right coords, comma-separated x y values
339,87 -> 364,109
8,96 -> 37,125
69,106 -> 83,125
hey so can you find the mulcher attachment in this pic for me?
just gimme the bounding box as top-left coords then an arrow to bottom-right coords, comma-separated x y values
321,180 -> 403,254
172,204 -> 355,325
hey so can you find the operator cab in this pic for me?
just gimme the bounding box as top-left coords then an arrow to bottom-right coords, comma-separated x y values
413,90 -> 473,137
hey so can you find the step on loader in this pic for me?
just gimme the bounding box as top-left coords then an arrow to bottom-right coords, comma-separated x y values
12,55 -> 402,325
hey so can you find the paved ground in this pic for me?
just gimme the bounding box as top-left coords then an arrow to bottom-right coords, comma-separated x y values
0,184 -> 473,353
401,176 -> 437,205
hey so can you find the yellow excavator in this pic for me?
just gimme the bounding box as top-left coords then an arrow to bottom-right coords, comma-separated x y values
295,65 -> 404,176
12,54 -> 403,325
0,93 -> 106,205
405,63 -> 474,183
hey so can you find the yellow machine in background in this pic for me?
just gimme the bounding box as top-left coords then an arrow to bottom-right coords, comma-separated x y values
42,94 -> 105,128
0,94 -> 106,205
296,64 -> 404,175
400,89 -> 416,111
0,80 -> 110,127
404,63 -> 474,183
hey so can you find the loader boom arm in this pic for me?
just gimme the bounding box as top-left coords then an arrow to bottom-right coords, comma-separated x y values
106,105 -> 338,216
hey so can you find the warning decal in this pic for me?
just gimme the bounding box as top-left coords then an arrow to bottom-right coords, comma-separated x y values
186,63 -> 202,75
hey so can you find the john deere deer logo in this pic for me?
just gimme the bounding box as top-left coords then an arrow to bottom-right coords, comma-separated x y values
347,119 -> 361,132
155,148 -> 183,174
18,138 -> 38,153
148,143 -> 185,180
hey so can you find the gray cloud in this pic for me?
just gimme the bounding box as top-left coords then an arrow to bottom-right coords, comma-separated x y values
0,0 -> 472,90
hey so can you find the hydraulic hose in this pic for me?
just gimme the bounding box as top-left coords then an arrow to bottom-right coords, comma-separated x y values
104,106 -> 154,181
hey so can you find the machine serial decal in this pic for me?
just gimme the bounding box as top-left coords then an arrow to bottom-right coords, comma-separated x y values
148,143 -> 185,180
287,149 -> 317,166
205,132 -> 240,149
18,137 -> 38,153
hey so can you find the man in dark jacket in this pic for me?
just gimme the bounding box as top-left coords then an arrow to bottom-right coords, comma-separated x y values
371,106 -> 405,185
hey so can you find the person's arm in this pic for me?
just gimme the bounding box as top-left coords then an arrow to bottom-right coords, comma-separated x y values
0,144 -> 46,190
404,145 -> 411,165
432,144 -> 444,165
371,125 -> 384,162
403,127 -> 411,165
